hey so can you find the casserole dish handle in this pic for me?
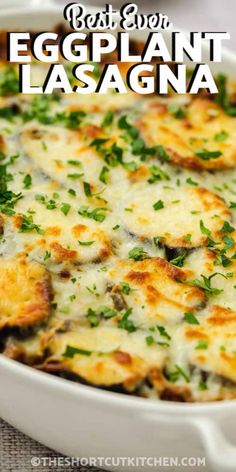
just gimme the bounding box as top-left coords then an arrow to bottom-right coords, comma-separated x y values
142,413 -> 236,471
193,417 -> 236,472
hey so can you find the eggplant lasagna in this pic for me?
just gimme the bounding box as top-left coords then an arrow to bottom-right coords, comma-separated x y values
1,39 -> 236,402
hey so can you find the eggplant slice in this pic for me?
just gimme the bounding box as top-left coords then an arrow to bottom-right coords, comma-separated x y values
41,322 -> 167,391
106,257 -> 206,325
0,255 -> 52,329
137,98 -> 236,171
120,184 -> 231,248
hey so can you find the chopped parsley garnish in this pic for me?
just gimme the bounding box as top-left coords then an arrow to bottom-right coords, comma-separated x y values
83,181 -> 92,197
190,272 -> 231,296
0,66 -> 19,96
199,381 -> 208,390
62,345 -> 92,357
148,165 -> 170,183
184,312 -> 199,325
99,306 -> 117,319
120,282 -> 135,295
214,130 -> 228,142
153,236 -> 163,246
91,138 -> 124,168
118,115 -> 164,161
78,206 -> 108,222
0,107 -> 16,121
128,246 -> 149,261
131,138 -> 147,156
214,74 -> 236,116
221,221 -> 234,233
35,194 -> 57,210
86,284 -> 100,297
186,177 -> 198,186
60,203 -> 71,216
68,159 -> 81,166
167,103 -> 186,119
195,149 -> 222,160
68,173 -> 84,180
92,139 -> 119,163
107,143 -> 124,167
124,207 -> 133,212
146,335 -> 154,346
118,308 -> 137,332
44,251 -> 51,261
0,187 -> 22,215
195,339 -> 208,350
170,250 -> 187,268
222,235 -> 235,251
200,220 -> 211,237
78,240 -> 95,246
19,214 -> 44,234
101,111 -> 114,127
183,233 -> 192,243
214,252 -> 232,268
68,188 -> 76,197
0,162 -> 12,192
155,145 -> 170,162
91,137 -> 109,149
87,308 -> 100,327
153,199 -> 164,211
65,111 -> 86,129
168,364 -> 190,383
118,115 -> 139,139
22,94 -> 60,124
157,325 -> 171,340
215,74 -> 228,109
122,161 -> 138,172
99,166 -> 109,184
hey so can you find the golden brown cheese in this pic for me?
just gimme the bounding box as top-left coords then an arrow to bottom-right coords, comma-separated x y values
106,258 -> 205,325
138,98 -> 236,171
0,256 -> 52,329
43,323 -> 167,390
2,189 -> 112,265
183,305 -> 236,383
121,185 -> 231,248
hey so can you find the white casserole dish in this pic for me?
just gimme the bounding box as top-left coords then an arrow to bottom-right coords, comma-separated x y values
0,2 -> 236,470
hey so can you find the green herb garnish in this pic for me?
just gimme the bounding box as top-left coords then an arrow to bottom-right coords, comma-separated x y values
195,149 -> 222,160
62,345 -> 92,357
153,200 -> 164,211
195,339 -> 208,350
60,203 -> 71,216
184,312 -> 199,325
128,246 -> 149,261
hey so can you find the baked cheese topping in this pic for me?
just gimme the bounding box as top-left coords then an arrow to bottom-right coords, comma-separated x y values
1,52 -> 236,402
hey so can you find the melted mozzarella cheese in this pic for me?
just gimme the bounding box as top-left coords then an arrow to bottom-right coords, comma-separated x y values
120,184 -> 231,248
138,98 -> 236,171
1,59 -> 236,402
